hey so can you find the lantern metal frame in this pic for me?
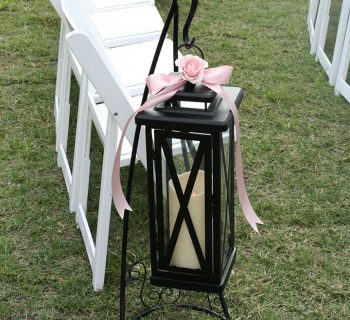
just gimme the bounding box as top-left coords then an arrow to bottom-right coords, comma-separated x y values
118,1 -> 239,319
138,100 -> 238,291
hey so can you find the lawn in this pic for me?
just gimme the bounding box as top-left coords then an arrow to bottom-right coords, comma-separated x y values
0,0 -> 350,319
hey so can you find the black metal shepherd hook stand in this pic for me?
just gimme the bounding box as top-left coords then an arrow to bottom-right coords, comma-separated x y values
119,1 -> 235,319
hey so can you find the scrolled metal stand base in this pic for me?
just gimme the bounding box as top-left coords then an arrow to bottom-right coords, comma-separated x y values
132,303 -> 229,320
124,255 -> 231,320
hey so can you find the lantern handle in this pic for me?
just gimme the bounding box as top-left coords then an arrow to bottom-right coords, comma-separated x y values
178,42 -> 204,60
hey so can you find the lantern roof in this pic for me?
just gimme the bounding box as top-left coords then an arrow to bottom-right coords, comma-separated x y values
136,87 -> 243,133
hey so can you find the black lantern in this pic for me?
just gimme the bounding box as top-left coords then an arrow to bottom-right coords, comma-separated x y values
118,1 -> 248,319
136,86 -> 243,296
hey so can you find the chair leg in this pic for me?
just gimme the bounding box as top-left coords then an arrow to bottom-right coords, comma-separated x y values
56,32 -> 72,169
329,0 -> 350,86
79,114 -> 92,214
70,74 -> 90,213
56,58 -> 72,195
310,0 -> 324,55
93,113 -> 118,291
54,21 -> 65,138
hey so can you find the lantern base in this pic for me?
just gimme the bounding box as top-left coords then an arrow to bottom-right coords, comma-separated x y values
150,247 -> 237,294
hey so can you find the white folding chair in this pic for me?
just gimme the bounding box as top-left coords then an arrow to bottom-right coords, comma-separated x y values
50,0 -> 163,148
316,0 -> 350,85
58,0 -> 176,208
64,29 -> 145,291
58,0 -> 179,290
335,5 -> 350,101
308,0 -> 326,55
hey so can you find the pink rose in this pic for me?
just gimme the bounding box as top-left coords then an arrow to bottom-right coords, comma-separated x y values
175,54 -> 208,84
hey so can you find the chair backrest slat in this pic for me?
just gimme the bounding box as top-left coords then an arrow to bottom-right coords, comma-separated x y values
92,0 -> 155,12
61,0 -> 105,46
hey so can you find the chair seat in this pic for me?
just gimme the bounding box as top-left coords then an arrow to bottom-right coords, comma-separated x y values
91,5 -> 163,47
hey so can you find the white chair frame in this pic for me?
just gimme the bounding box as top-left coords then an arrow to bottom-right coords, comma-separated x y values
316,0 -> 350,85
335,3 -> 350,101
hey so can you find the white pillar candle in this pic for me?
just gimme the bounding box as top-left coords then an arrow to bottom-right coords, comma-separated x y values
168,170 -> 205,269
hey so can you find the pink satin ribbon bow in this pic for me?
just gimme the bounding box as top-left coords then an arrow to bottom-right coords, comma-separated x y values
112,65 -> 263,232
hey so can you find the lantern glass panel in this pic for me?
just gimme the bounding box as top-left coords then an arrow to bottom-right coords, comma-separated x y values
157,134 -> 208,272
220,127 -> 235,269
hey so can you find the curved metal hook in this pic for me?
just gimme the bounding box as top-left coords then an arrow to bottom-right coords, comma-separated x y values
183,0 -> 198,47
179,0 -> 205,59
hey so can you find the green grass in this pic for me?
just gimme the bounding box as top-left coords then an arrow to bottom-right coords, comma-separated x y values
1,0 -> 350,319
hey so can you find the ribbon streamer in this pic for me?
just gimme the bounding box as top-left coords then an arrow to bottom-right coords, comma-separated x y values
112,66 -> 263,232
